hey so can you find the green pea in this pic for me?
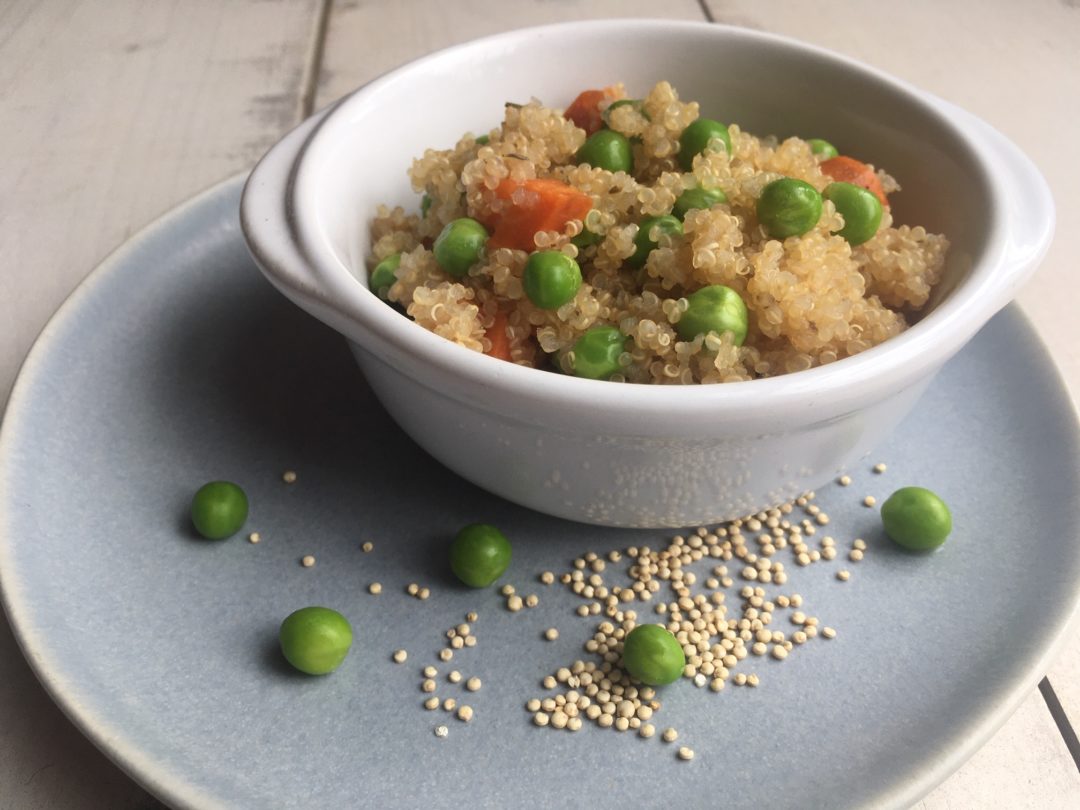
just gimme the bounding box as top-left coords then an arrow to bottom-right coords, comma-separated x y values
420,193 -> 432,218
523,250 -> 582,309
881,487 -> 953,551
621,624 -> 686,686
672,187 -> 728,220
570,325 -> 626,380
570,227 -> 603,249
808,138 -> 839,159
475,134 -> 490,145
756,178 -> 823,239
450,523 -> 512,587
823,181 -> 883,246
576,130 -> 633,174
677,118 -> 731,171
369,252 -> 401,299
278,606 -> 353,675
676,285 -> 749,345
190,481 -> 248,540
629,215 -> 682,268
433,217 -> 488,277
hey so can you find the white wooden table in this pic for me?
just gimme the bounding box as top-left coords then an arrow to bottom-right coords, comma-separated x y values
1,1 -> 1078,807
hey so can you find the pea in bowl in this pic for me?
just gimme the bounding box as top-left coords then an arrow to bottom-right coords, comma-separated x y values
241,20 -> 1053,528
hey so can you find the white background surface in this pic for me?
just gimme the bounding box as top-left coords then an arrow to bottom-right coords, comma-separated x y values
1,1 -> 1077,807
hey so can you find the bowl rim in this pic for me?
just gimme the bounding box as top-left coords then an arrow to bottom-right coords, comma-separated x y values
279,19 -> 1049,420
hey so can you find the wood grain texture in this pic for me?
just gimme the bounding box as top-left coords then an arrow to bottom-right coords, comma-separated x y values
313,0 -> 706,108
0,1 -> 320,807
0,0 -> 322,410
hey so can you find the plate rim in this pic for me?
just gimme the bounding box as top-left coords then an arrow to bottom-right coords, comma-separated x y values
1,173 -> 1079,810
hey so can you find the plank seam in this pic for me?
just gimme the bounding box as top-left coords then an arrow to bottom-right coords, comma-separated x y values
696,0 -> 715,22
1039,677 -> 1080,773
297,0 -> 333,120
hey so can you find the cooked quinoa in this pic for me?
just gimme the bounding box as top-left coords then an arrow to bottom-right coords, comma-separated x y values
368,81 -> 948,384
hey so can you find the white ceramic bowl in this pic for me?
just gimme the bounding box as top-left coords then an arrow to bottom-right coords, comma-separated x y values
241,20 -> 1053,528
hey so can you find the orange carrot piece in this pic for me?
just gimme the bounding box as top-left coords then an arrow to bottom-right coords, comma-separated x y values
564,89 -> 607,136
483,309 -> 513,361
486,178 -> 594,252
820,156 -> 889,207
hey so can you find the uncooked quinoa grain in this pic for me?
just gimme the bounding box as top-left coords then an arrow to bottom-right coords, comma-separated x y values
282,470 -> 297,484
545,628 -> 559,641
247,532 -> 261,544
300,555 -> 315,568
678,746 -> 695,761
434,725 -> 448,739
392,649 -> 408,664
361,541 -> 374,552
368,582 -> 382,594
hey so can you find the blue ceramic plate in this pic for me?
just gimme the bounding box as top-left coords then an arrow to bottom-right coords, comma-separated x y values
1,177 -> 1078,809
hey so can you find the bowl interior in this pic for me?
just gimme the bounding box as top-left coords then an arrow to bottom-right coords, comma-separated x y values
297,22 -> 992,317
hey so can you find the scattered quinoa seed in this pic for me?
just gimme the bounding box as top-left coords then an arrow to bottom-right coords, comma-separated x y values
678,746 -> 695,761
466,677 -> 482,692
544,628 -> 559,641
368,582 -> 382,595
247,532 -> 261,544
392,649 -> 407,664
873,463 -> 887,473
434,725 -> 448,739
662,728 -> 678,743
838,475 -> 852,486
418,587 -> 431,600
282,470 -> 297,484
525,594 -> 539,608
457,705 -> 474,723
300,555 -> 315,568
540,571 -> 555,585
850,549 -> 864,562
423,666 -> 437,678
443,698 -> 456,711
361,541 -> 374,552
823,627 -> 837,639
424,697 -> 439,710
837,570 -> 851,582
863,495 -> 877,507
407,583 -> 419,596
449,670 -> 462,684
422,679 -> 436,693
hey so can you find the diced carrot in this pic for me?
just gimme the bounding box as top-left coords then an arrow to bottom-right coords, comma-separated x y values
485,178 -> 594,252
564,89 -> 607,136
820,156 -> 889,207
483,309 -> 513,362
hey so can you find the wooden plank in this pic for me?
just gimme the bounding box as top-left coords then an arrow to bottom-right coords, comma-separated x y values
913,689 -> 1080,809
0,2 -> 321,807
705,0 -> 1080,803
314,0 -> 707,108
0,0 -> 322,410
